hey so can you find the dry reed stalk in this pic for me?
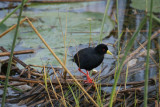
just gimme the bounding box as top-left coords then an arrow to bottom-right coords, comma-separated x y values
0,49 -> 34,56
43,66 -> 54,107
48,76 -> 59,100
0,0 -> 103,3
0,75 -> 76,85
0,82 -> 26,88
51,65 -> 67,107
0,17 -> 27,38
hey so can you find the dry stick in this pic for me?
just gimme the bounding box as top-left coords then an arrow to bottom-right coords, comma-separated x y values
0,0 -> 103,3
0,75 -> 82,85
28,99 -> 45,107
0,49 -> 34,56
118,88 -> 142,94
20,92 -> 44,106
0,82 -> 26,88
99,78 -> 155,87
0,47 -> 42,77
29,64 -> 62,69
0,18 -> 27,38
0,46 -> 27,68
0,75 -> 45,84
25,17 -> 99,107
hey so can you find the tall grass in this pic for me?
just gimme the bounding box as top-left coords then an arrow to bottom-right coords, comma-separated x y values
1,0 -> 26,106
68,84 -> 80,107
109,17 -> 147,107
151,14 -> 160,24
144,0 -> 153,106
94,83 -> 102,106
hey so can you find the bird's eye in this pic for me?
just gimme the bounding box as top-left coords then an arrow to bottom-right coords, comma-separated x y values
103,48 -> 106,52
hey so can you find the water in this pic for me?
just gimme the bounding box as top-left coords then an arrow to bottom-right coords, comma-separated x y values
0,0 -> 159,106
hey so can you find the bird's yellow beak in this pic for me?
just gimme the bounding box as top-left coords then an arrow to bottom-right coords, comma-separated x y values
106,50 -> 113,55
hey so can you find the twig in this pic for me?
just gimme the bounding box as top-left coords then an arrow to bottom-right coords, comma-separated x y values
0,46 -> 28,68
98,78 -> 155,87
0,0 -> 104,3
0,82 -> 26,88
0,49 -> 34,56
0,75 -> 83,85
0,18 -> 27,38
0,47 -> 42,77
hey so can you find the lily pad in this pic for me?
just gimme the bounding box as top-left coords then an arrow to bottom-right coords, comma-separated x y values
131,0 -> 160,13
0,2 -> 115,66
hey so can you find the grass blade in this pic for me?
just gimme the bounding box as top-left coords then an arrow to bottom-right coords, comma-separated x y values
151,14 -> 160,24
68,84 -> 80,107
1,0 -> 26,106
144,0 -> 153,106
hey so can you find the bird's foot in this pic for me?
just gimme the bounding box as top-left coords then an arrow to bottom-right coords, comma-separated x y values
84,74 -> 93,83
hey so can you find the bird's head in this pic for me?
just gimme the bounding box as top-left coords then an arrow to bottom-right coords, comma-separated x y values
95,44 -> 113,55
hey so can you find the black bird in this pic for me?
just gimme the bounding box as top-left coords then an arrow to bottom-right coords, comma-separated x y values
73,44 -> 113,83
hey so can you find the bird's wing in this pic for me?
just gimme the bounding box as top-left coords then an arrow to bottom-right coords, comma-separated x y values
73,48 -> 93,65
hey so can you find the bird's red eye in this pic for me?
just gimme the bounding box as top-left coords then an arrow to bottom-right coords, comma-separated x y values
103,48 -> 106,52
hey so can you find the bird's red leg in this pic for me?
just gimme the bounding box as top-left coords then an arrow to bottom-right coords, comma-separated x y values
78,68 -> 93,83
78,68 -> 87,75
84,70 -> 93,83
